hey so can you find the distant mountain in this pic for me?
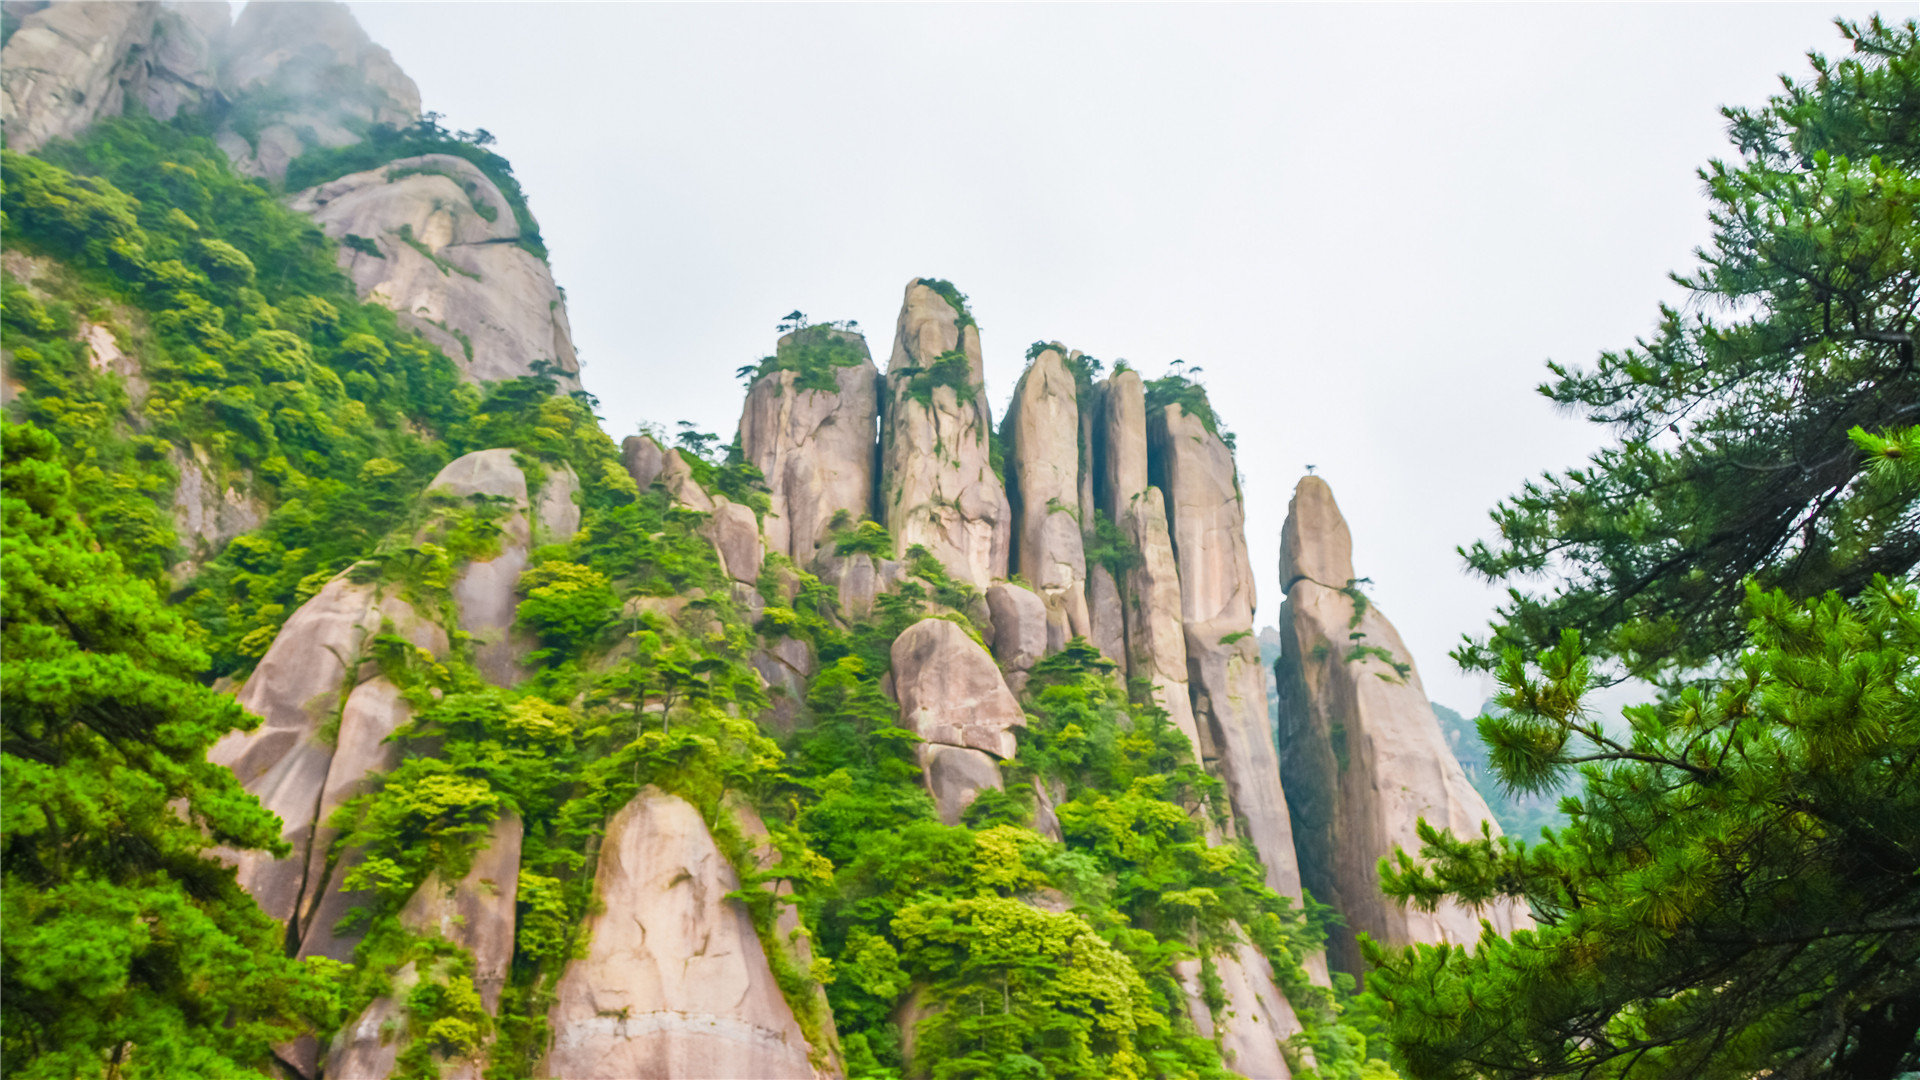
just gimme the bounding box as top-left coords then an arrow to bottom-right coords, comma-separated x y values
1430,700 -> 1571,840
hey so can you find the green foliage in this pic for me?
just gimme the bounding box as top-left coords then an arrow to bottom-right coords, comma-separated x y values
1143,370 -> 1234,451
282,115 -> 549,261
899,349 -> 976,408
834,517 -> 896,557
1371,579 -> 1920,1078
1459,17 -> 1920,685
1,421 -> 336,1077
342,233 -> 384,258
753,322 -> 869,393
1428,702 -> 1568,839
1083,509 -> 1141,579
1,117 -> 476,675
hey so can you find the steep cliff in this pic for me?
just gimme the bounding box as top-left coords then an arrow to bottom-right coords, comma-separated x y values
1274,475 -> 1533,977
1005,345 -> 1091,644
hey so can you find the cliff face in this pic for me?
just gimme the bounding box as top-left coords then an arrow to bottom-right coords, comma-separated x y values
1274,476 -> 1533,976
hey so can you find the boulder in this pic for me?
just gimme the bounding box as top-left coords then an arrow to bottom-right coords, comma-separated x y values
891,617 -> 1026,824
325,961 -> 417,1080
814,550 -> 905,620
891,618 -> 1024,761
705,498 -> 764,584
289,154 -> 580,389
1150,401 -> 1305,902
1274,476 -> 1531,978
1173,936 -> 1301,1080
542,788 -> 821,1079
737,327 -> 880,568
985,582 -> 1048,676
919,744 -> 1004,827
621,434 -> 670,492
1006,347 -> 1091,638
216,0 -> 418,181
879,279 -> 1010,588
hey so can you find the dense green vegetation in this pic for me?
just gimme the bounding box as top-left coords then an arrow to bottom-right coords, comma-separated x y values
1375,19 -> 1920,1079
2,117 -> 473,676
1,421 -> 334,1077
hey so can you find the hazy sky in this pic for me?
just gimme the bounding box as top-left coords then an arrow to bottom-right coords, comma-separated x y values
349,2 -> 1884,713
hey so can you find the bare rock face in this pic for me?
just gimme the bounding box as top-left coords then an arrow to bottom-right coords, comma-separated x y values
400,814 -> 523,1013
289,154 -> 580,390
879,280 -> 1009,588
705,498 -> 764,584
1,1 -> 227,153
1119,489 -> 1202,757
542,788 -> 821,1080
985,582 -> 1048,691
168,442 -> 264,581
752,635 -> 815,736
1274,476 -> 1532,977
727,794 -> 844,1076
1150,402 -> 1304,902
738,327 -> 879,568
1173,936 -> 1301,1080
215,0 -> 418,181
1007,347 -> 1091,639
1099,369 -> 1151,524
1087,565 -> 1127,669
430,449 -> 536,687
210,577 -> 444,924
815,550 -> 906,620
891,617 -> 1025,823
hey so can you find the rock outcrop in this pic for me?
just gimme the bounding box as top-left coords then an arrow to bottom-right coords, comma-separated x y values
1101,371 -> 1204,758
208,577 -> 445,927
430,449 -> 578,687
0,1 -> 227,153
290,154 -> 581,389
1151,401 -> 1304,902
879,280 -> 1010,589
1274,476 -> 1532,977
542,788 -> 823,1079
324,815 -> 524,1080
214,0 -> 419,181
1006,346 -> 1091,642
1174,936 -> 1302,1080
738,326 -> 880,569
890,617 -> 1025,824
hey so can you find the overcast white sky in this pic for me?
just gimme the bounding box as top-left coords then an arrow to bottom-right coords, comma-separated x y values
349,1 -> 1885,714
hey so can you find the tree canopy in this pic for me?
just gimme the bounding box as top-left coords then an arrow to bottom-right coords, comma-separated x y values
1372,19 -> 1920,1080
1458,16 -> 1920,685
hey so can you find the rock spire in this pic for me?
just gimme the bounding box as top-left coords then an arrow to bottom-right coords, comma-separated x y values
1273,475 -> 1533,977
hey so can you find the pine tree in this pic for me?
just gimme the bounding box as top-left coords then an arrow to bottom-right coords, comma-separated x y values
1368,580 -> 1920,1079
1370,20 -> 1920,1079
1,421 -> 333,1077
1458,17 -> 1920,685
